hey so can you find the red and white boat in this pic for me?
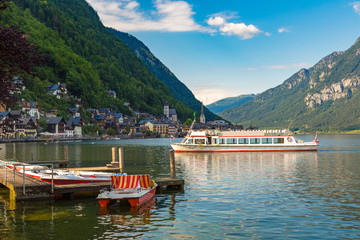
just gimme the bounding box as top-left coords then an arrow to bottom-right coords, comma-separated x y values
171,129 -> 318,152
0,160 -> 118,185
97,174 -> 157,207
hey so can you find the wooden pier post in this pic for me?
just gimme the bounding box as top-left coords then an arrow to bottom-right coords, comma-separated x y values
118,148 -> 124,173
111,147 -> 116,163
170,149 -> 176,178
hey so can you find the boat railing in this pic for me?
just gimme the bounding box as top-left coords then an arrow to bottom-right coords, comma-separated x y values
2,162 -> 54,195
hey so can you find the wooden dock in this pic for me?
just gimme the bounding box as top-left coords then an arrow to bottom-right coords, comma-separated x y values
0,167 -> 184,201
0,148 -> 184,202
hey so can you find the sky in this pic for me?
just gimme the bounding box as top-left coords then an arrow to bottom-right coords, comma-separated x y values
86,0 -> 360,104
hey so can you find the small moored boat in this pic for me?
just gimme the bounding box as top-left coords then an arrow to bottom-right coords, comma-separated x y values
0,160 -> 117,185
97,174 -> 157,207
171,129 -> 318,152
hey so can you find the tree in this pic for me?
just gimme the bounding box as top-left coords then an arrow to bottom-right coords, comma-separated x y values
107,128 -> 116,136
184,118 -> 193,126
0,0 -> 42,107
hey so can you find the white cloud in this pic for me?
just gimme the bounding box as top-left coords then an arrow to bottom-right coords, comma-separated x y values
86,0 -> 206,32
278,27 -> 290,33
206,16 -> 226,26
352,1 -> 360,14
206,15 -> 262,39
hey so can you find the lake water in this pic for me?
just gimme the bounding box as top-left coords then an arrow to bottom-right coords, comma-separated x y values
1,135 -> 360,239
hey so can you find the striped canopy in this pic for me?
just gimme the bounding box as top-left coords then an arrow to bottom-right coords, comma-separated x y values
111,174 -> 151,189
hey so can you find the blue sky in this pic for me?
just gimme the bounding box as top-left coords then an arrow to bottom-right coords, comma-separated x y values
86,0 -> 360,104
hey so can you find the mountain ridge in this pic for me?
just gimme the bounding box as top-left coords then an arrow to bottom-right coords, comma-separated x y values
220,38 -> 360,132
107,28 -> 219,121
206,94 -> 256,114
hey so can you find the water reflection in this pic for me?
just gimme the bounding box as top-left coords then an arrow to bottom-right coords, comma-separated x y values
1,137 -> 360,239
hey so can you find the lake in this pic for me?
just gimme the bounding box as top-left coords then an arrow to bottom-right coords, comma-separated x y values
1,135 -> 360,239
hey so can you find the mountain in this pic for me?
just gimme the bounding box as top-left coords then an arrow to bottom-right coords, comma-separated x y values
0,0 -> 195,120
107,29 -> 219,121
206,94 -> 256,114
220,38 -> 360,132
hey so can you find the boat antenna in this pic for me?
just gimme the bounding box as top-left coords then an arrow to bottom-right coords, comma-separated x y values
187,112 -> 197,136
287,120 -> 293,133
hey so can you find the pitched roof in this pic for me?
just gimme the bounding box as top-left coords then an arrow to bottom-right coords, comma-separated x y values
68,116 -> 81,126
113,113 -> 123,118
94,115 -> 105,120
169,109 -> 177,116
0,112 -> 9,120
45,117 -> 64,125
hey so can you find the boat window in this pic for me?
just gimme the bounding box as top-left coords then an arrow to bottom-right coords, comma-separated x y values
250,138 -> 260,144
219,138 -> 226,144
213,138 -> 218,144
195,139 -> 205,144
238,138 -> 249,144
273,138 -> 285,144
262,138 -> 272,144
181,138 -> 187,143
188,138 -> 193,144
226,138 -> 237,144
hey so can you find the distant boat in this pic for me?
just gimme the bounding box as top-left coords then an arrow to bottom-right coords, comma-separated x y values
97,174 -> 157,207
0,160 -> 120,185
170,129 -> 318,152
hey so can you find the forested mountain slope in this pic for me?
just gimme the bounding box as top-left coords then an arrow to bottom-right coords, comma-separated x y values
108,29 -> 219,121
206,94 -> 256,114
0,0 -> 194,120
220,38 -> 360,132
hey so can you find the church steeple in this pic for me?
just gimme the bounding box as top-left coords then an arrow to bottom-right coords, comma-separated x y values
164,100 -> 169,118
200,101 -> 205,124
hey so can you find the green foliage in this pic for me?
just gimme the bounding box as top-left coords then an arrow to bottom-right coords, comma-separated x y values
107,128 -> 116,136
207,94 -> 256,114
38,118 -> 47,132
184,118 -> 193,126
0,0 -> 196,120
83,125 -> 102,136
108,28 -> 220,121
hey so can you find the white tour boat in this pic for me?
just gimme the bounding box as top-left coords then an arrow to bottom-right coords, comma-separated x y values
171,129 -> 318,152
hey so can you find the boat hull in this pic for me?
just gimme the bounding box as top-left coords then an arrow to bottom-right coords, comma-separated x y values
170,143 -> 318,152
97,187 -> 157,207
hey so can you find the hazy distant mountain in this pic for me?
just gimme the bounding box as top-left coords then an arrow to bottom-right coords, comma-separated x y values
220,38 -> 360,132
107,28 -> 219,121
206,94 -> 256,114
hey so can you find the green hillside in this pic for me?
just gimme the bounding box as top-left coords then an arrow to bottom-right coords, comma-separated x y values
206,94 -> 256,114
0,0 -> 194,120
107,28 -> 219,121
220,39 -> 360,133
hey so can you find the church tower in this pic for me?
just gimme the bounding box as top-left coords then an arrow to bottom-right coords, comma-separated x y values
164,100 -> 169,118
200,102 -> 206,124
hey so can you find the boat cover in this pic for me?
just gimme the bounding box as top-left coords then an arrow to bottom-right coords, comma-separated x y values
111,174 -> 150,189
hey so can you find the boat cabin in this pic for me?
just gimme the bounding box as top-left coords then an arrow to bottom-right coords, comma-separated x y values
181,130 -> 297,145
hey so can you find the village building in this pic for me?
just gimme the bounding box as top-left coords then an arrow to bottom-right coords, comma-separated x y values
15,118 -> 37,138
108,90 -> 116,98
46,83 -> 68,99
145,121 -> 169,135
67,107 -> 80,117
44,117 -> 66,136
68,116 -> 83,137
168,124 -> 178,137
21,100 -> 40,118
163,100 -> 178,122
